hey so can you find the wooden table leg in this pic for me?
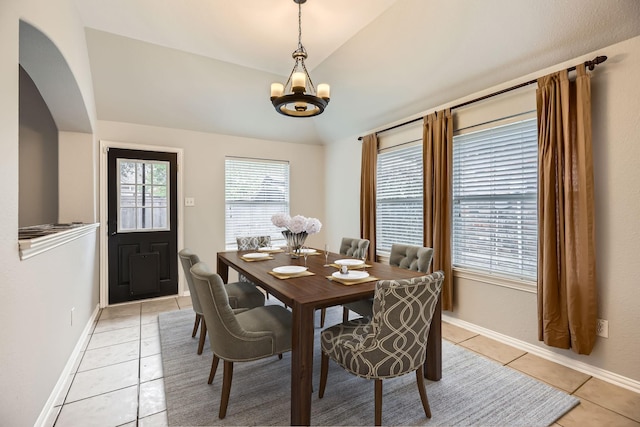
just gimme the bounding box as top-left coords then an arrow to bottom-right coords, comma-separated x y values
290,302 -> 315,425
425,296 -> 442,381
216,255 -> 229,284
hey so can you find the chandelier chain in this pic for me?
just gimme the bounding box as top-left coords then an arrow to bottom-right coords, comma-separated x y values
298,1 -> 303,50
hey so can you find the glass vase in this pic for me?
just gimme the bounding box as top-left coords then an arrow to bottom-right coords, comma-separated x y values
282,230 -> 308,258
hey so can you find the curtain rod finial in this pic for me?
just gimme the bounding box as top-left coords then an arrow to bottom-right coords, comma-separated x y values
586,55 -> 607,71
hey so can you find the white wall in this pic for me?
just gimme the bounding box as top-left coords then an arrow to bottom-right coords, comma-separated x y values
59,131 -> 97,223
325,36 -> 640,385
325,136 -> 362,250
0,0 -> 100,425
96,121 -> 327,270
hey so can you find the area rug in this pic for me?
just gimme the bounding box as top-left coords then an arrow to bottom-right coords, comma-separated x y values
159,308 -> 578,426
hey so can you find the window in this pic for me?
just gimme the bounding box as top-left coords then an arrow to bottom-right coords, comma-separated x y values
452,118 -> 538,280
376,144 -> 423,254
225,157 -> 290,249
118,159 -> 169,231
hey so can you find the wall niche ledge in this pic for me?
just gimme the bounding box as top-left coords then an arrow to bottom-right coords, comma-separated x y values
18,223 -> 99,260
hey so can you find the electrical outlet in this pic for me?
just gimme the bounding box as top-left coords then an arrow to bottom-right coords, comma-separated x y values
596,319 -> 608,338
185,197 -> 195,207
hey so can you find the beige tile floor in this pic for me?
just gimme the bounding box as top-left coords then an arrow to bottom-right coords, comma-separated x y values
45,297 -> 640,427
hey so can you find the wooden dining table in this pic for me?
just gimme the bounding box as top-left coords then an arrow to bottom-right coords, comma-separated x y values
217,247 -> 442,426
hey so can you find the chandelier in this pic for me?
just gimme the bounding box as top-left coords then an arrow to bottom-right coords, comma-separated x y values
270,0 -> 330,117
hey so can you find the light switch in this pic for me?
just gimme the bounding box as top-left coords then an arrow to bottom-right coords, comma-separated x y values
185,197 -> 195,207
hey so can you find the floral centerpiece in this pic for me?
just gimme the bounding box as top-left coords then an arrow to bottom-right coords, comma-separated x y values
272,213 -> 322,257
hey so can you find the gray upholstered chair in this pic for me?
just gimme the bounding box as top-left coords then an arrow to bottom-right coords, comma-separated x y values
236,235 -> 272,299
178,249 -> 265,355
191,262 -> 292,419
339,237 -> 370,259
343,243 -> 433,321
319,272 -> 444,426
316,238 -> 370,328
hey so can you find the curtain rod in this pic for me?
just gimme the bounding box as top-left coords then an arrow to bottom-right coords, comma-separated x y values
357,55 -> 607,141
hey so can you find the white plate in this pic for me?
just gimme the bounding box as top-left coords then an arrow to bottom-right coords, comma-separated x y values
297,248 -> 317,254
243,252 -> 270,259
258,246 -> 281,252
332,270 -> 369,281
335,259 -> 365,266
273,265 -> 308,275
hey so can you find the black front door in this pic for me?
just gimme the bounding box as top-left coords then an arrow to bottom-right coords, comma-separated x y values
107,148 -> 178,304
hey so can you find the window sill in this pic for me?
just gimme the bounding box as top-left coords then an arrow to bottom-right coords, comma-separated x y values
18,223 -> 100,260
453,267 -> 537,293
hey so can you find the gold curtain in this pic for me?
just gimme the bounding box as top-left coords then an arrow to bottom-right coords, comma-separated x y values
536,64 -> 597,354
423,110 -> 453,311
360,133 -> 378,262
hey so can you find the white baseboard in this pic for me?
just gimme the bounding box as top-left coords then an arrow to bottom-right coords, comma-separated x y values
443,315 -> 640,394
35,303 -> 101,427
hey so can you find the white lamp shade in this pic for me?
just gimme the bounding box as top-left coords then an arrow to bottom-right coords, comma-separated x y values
292,72 -> 306,90
317,83 -> 330,99
271,83 -> 284,98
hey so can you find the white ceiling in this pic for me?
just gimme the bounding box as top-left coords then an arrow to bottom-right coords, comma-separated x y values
75,0 -> 640,145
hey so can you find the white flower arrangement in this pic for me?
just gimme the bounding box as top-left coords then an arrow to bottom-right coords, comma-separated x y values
271,213 -> 322,235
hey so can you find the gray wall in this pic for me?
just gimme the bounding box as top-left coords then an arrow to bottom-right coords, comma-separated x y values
19,66 -> 58,227
325,36 -> 640,385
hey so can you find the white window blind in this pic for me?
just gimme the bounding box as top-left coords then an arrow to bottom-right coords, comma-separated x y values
452,118 -> 538,280
225,157 -> 289,249
376,143 -> 424,254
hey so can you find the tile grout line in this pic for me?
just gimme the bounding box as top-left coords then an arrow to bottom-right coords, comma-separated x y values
136,303 -> 143,424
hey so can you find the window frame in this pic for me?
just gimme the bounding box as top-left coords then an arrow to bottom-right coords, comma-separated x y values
375,141 -> 424,256
452,116 -> 538,285
224,156 -> 290,250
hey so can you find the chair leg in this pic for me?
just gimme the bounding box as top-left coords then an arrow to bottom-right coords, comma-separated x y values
342,307 -> 350,322
192,313 -> 201,338
320,308 -> 326,328
219,361 -> 234,419
375,379 -> 383,426
197,318 -> 207,355
416,366 -> 432,418
319,352 -> 329,398
208,354 -> 219,384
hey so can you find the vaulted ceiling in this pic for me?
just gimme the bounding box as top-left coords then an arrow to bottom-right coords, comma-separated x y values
75,0 -> 640,145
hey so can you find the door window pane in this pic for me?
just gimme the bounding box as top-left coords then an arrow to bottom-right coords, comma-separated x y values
117,159 -> 170,232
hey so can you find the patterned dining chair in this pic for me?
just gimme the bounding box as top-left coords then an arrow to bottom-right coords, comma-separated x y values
236,235 -> 272,300
191,261 -> 292,419
179,249 -> 265,355
319,272 -> 444,426
343,243 -> 433,321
